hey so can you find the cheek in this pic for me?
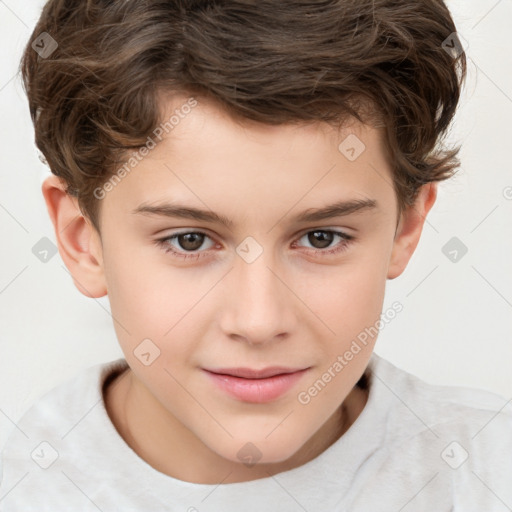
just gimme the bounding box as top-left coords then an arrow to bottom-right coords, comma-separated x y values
293,263 -> 386,408
299,254 -> 388,345
102,239 -> 210,357
103,225 -> 390,359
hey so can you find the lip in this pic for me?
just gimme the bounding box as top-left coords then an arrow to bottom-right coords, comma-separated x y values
204,366 -> 306,379
203,367 -> 310,403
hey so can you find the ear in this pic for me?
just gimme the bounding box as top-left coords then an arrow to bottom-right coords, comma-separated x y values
387,182 -> 437,280
41,175 -> 107,298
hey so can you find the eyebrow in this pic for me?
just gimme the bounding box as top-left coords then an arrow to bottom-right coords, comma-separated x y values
131,198 -> 378,228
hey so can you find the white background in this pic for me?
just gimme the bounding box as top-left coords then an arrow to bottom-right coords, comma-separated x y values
1,0 -> 511,450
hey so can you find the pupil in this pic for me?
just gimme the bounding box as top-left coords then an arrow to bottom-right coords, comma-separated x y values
179,233 -> 203,251
309,231 -> 333,249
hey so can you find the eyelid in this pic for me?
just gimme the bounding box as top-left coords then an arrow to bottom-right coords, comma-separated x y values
294,225 -> 355,239
155,230 -> 217,255
152,228 -> 216,250
292,228 -> 354,250
155,227 -> 355,260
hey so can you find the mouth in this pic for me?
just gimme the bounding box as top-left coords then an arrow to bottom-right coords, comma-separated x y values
204,366 -> 307,379
202,366 -> 311,403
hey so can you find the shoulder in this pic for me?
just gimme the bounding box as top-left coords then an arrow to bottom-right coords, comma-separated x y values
367,352 -> 512,432
354,353 -> 512,510
0,357 -> 128,509
0,357 -> 129,440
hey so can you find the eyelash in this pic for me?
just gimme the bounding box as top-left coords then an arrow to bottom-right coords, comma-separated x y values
155,229 -> 355,260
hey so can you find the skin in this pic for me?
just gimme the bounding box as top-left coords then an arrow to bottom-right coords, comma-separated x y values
42,93 -> 436,484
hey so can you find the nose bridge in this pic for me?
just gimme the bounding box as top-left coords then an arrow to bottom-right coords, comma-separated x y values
223,240 -> 294,344
238,250 -> 281,301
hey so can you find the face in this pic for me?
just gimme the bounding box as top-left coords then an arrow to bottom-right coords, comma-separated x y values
44,92 -> 435,483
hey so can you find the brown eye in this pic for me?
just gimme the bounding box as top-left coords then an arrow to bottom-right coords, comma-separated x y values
176,232 -> 206,251
294,229 -> 354,256
307,230 -> 335,249
155,231 -> 216,259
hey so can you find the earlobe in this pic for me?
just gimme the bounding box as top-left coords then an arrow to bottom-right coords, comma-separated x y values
386,183 -> 438,280
41,175 -> 107,298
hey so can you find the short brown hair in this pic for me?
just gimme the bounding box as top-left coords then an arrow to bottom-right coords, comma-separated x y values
20,0 -> 466,233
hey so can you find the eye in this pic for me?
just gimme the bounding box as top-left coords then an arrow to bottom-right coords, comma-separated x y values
155,228 -> 354,260
155,231 -> 216,260
293,229 -> 354,256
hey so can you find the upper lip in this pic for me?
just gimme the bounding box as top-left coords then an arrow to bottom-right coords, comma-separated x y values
204,366 -> 308,379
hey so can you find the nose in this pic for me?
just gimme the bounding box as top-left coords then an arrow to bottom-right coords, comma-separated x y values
220,247 -> 297,346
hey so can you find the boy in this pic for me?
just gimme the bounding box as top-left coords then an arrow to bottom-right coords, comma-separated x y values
1,0 -> 511,510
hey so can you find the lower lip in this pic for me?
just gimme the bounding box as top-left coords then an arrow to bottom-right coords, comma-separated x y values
203,369 -> 309,403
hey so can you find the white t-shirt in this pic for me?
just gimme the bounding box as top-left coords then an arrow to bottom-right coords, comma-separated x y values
1,352 -> 511,511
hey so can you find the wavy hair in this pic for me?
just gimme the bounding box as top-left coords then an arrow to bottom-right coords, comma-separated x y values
20,0 -> 466,232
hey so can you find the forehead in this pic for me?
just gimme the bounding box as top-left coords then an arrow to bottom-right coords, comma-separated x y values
154,91 -> 382,156
101,92 -> 396,227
